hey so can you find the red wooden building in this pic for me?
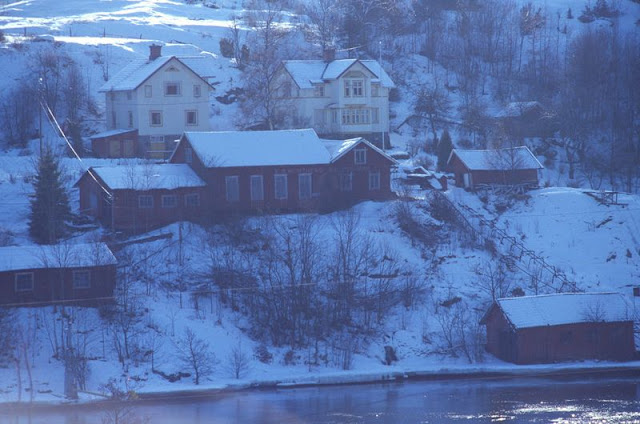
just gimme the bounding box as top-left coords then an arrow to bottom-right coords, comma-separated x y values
447,146 -> 542,189
75,163 -> 206,232
76,130 -> 396,231
480,293 -> 636,364
90,129 -> 138,158
0,243 -> 117,306
169,129 -> 396,213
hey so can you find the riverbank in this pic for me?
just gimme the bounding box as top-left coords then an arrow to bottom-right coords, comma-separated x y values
4,361 -> 639,412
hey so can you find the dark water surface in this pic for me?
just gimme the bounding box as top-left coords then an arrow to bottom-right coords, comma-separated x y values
2,376 -> 640,423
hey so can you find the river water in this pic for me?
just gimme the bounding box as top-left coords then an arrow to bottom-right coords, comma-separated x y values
3,375 -> 640,423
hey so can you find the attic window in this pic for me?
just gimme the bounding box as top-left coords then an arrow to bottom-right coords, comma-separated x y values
193,85 -> 201,97
354,148 -> 367,165
314,85 -> 324,97
164,82 -> 181,96
166,66 -> 179,72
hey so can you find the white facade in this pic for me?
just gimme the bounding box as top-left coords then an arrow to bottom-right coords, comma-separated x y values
275,59 -> 394,143
101,53 -> 212,157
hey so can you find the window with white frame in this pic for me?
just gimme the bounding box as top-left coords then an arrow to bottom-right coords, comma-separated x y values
15,273 -> 34,292
298,173 -> 312,200
372,108 -> 379,124
185,110 -> 198,126
73,270 -> 91,289
185,193 -> 200,207
145,85 -> 152,97
161,195 -> 178,208
314,85 -> 325,97
345,79 -> 364,97
274,174 -> 288,200
250,175 -> 264,201
150,111 -> 163,126
339,172 -> 353,192
193,84 -> 201,97
184,147 -> 193,164
354,148 -> 367,164
342,108 -> 370,125
164,82 -> 181,96
225,176 -> 239,202
138,195 -> 153,209
369,171 -> 381,190
371,83 -> 379,97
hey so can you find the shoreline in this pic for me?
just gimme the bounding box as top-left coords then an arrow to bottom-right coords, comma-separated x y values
3,362 -> 640,412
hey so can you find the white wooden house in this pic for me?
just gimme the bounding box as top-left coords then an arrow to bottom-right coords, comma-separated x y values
274,55 -> 395,147
99,45 -> 214,159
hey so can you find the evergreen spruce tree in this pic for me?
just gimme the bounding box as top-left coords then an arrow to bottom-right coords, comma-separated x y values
437,129 -> 454,171
29,149 -> 71,244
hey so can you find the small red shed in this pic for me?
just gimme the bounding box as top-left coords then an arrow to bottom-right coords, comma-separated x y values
90,129 -> 138,158
447,146 -> 543,189
480,292 -> 636,364
0,243 -> 117,306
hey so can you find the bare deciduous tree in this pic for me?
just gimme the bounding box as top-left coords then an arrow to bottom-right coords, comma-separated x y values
175,327 -> 215,385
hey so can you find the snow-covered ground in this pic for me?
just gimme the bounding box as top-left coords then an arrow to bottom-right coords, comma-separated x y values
0,0 -> 639,407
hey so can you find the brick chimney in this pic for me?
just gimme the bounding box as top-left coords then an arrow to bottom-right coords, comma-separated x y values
323,47 -> 336,63
149,44 -> 162,61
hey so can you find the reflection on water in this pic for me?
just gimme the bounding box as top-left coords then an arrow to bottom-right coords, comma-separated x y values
3,377 -> 640,424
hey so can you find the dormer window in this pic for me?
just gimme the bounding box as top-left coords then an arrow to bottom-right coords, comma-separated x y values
314,85 -> 325,97
164,82 -> 181,96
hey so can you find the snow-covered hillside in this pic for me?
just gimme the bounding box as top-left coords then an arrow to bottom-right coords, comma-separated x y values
0,0 -> 639,407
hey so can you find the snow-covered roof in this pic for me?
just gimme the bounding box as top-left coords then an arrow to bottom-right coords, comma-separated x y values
180,129 -> 332,168
449,146 -> 543,171
0,243 -> 117,272
91,164 -> 206,190
494,293 -> 631,329
90,128 -> 137,139
282,59 -> 395,89
99,55 -> 212,92
496,101 -> 545,118
322,137 -> 397,164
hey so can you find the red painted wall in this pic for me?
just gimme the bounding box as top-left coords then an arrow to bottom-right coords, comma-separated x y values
484,307 -> 635,364
91,130 -> 138,158
448,153 -> 539,188
0,265 -> 116,306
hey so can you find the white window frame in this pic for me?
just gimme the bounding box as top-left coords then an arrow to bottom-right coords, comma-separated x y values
164,82 -> 181,96
354,148 -> 367,165
341,108 -> 370,125
340,172 -> 353,192
225,176 -> 240,202
144,84 -> 152,98
150,111 -> 163,127
15,272 -> 34,292
161,195 -> 178,208
274,174 -> 288,200
369,171 -> 381,191
345,79 -> 364,97
298,173 -> 312,200
372,108 -> 380,124
72,270 -> 91,289
314,85 -> 325,97
185,193 -> 200,207
138,195 -> 154,209
185,110 -> 198,126
193,84 -> 201,97
250,175 -> 264,201
371,83 -> 379,97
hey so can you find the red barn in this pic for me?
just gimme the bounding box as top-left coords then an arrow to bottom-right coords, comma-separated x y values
480,293 -> 636,364
75,163 -> 206,232
447,146 -> 542,189
0,243 -> 117,306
